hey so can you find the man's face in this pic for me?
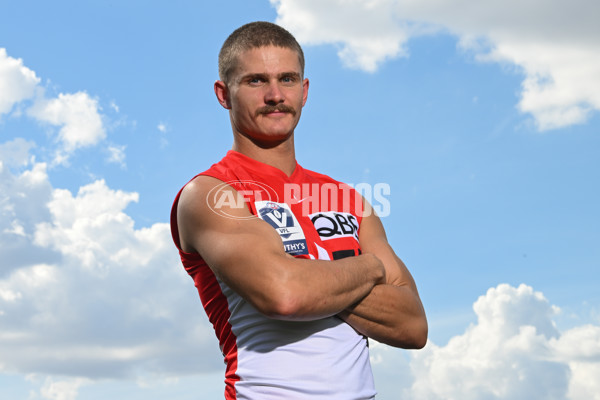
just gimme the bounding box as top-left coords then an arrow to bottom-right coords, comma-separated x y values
221,45 -> 309,145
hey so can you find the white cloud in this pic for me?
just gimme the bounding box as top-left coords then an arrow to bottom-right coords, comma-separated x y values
0,138 -> 35,168
107,144 -> 126,166
109,101 -> 120,113
0,48 -> 40,115
33,179 -> 141,271
157,123 -> 170,148
28,92 -> 106,158
386,283 -> 600,400
552,324 -> 600,400
0,159 -> 222,381
0,154 -> 54,276
39,377 -> 89,400
0,48 -> 118,164
2,158 -> 600,399
272,0 -> 423,72
271,0 -> 600,130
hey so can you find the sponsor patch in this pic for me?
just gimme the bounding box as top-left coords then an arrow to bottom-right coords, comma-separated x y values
309,211 -> 359,241
255,201 -> 308,256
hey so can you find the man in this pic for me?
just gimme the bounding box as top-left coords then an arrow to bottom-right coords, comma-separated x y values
170,21 -> 427,399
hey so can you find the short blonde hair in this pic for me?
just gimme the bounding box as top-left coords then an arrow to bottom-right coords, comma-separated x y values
218,21 -> 305,85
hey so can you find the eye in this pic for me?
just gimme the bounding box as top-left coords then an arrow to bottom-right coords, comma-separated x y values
247,76 -> 265,86
281,75 -> 297,85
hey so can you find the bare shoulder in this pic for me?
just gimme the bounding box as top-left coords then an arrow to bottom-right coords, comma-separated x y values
357,195 -> 388,245
358,209 -> 392,262
175,175 -> 293,312
177,175 -> 256,253
178,175 -> 223,212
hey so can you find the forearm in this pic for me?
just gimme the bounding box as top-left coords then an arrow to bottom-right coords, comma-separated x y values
186,178 -> 386,322
237,253 -> 385,321
338,283 -> 427,348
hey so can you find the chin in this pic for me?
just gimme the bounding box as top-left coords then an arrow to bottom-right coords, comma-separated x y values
257,125 -> 295,139
249,131 -> 294,148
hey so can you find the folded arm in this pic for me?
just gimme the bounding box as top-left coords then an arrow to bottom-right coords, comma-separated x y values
338,205 -> 428,348
177,176 -> 386,321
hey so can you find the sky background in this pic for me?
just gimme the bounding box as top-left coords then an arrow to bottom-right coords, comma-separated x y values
1,0 -> 599,399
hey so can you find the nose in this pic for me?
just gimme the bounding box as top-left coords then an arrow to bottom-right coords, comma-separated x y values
264,82 -> 284,105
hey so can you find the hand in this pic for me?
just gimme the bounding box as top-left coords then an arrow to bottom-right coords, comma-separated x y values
361,253 -> 386,286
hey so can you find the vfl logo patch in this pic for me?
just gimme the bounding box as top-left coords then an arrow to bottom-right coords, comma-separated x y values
309,211 -> 359,241
256,201 -> 308,256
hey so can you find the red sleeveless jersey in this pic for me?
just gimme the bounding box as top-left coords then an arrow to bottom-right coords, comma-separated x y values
170,150 -> 375,399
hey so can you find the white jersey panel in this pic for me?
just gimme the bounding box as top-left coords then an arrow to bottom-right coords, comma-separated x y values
216,277 -> 376,399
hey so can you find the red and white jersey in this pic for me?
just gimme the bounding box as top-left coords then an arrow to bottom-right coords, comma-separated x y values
171,151 -> 376,399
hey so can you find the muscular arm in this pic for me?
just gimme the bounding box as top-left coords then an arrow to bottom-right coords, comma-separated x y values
177,176 -> 386,321
338,207 -> 428,348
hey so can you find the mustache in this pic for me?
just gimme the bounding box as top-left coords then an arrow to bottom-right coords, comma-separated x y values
255,104 -> 297,117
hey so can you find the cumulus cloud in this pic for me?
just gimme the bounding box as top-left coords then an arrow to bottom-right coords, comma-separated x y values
28,91 -> 106,160
0,48 -> 40,115
35,376 -> 90,400
0,155 -> 221,382
386,284 -> 600,400
0,138 -> 35,169
271,0 -> 600,130
272,0 -> 424,72
2,149 -> 600,399
0,48 -> 117,164
553,324 -> 600,400
0,155 -> 55,276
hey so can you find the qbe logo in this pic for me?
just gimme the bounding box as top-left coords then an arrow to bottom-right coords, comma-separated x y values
256,201 -> 308,256
309,211 -> 359,241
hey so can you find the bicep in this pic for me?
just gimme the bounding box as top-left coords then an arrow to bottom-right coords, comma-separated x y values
177,177 -> 290,308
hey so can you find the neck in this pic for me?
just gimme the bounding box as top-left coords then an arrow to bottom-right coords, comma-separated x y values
232,133 -> 297,176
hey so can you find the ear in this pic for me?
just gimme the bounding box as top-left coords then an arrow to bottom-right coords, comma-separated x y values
301,78 -> 309,107
214,80 -> 231,109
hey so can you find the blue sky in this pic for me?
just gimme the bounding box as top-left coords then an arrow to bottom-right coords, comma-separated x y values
1,1 -> 599,399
